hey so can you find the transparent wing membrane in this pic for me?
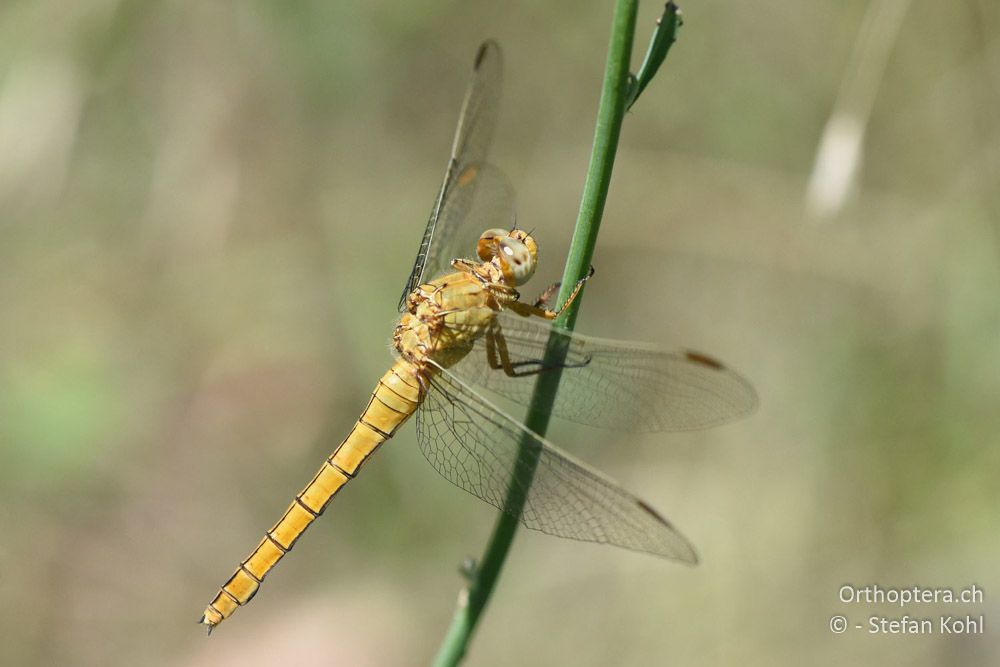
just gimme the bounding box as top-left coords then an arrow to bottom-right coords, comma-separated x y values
428,162 -> 516,278
418,367 -> 699,561
398,41 -> 508,310
443,311 -> 758,432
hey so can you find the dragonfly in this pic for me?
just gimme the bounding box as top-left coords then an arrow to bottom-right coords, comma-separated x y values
200,41 -> 756,632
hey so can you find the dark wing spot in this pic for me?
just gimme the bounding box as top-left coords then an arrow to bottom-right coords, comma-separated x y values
685,350 -> 725,370
637,499 -> 672,527
474,41 -> 495,69
475,45 -> 486,67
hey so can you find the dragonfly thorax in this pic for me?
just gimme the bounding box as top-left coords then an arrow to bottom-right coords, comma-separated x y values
393,268 -> 499,370
477,228 -> 537,286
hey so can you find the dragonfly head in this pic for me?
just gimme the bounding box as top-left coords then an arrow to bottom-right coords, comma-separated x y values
478,228 -> 538,286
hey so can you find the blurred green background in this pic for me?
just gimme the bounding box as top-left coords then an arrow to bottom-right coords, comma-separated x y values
1,1 -> 998,665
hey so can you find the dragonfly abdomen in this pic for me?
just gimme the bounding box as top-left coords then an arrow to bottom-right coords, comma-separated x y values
200,360 -> 424,632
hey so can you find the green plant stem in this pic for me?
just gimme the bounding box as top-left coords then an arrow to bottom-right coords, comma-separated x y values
431,3 -> 639,665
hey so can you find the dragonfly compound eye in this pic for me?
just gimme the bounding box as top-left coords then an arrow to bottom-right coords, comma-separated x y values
498,237 -> 536,285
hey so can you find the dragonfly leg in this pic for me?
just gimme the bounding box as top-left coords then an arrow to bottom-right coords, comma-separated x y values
454,259 -> 524,301
486,324 -> 590,377
532,281 -> 561,308
485,326 -> 533,376
450,258 -> 480,274
451,258 -> 502,289
508,265 -> 594,320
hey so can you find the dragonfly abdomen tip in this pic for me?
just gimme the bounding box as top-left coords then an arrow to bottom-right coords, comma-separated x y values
198,616 -> 215,636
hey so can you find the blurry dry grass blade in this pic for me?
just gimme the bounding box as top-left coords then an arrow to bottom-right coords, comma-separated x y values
806,0 -> 912,221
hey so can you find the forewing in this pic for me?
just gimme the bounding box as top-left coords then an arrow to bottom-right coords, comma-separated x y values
398,41 -> 507,311
445,311 -> 758,432
417,366 -> 698,561
430,162 -> 516,280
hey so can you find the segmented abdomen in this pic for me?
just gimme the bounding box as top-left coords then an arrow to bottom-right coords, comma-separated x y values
200,359 -> 424,631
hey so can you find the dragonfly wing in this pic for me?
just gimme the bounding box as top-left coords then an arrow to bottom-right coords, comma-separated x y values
444,311 -> 758,432
398,41 -> 508,311
417,365 -> 698,561
429,162 -> 516,278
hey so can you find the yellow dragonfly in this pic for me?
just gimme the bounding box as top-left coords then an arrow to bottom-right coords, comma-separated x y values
200,41 -> 756,632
